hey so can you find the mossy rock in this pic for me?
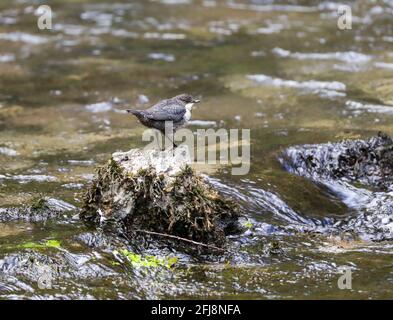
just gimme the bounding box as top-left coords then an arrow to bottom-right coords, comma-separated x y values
283,132 -> 393,191
81,147 -> 240,252
0,197 -> 75,222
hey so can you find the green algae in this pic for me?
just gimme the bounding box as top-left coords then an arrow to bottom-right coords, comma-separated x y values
114,249 -> 178,269
21,239 -> 61,250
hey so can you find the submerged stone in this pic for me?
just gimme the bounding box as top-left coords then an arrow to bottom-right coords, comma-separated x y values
80,146 -> 240,252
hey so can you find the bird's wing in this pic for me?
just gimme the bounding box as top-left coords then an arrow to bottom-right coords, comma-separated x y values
145,100 -> 186,122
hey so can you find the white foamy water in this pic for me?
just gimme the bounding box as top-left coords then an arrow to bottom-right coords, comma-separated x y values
383,36 -> 393,43
0,32 -> 48,45
226,2 -> 318,13
203,0 -> 216,7
0,147 -> 19,156
209,26 -> 232,36
68,160 -> 94,166
374,62 -> 393,70
111,29 -> 138,38
6,175 -> 58,183
272,47 -> 372,63
247,74 -> 346,98
333,63 -> 366,73
62,183 -> 84,189
46,198 -> 76,211
53,24 -> 86,36
208,21 -> 241,36
85,102 -> 113,113
0,54 -> 15,63
54,23 -> 139,39
188,120 -> 217,126
318,89 -> 346,98
158,0 -> 192,4
323,181 -> 372,209
81,11 -> 113,27
77,173 -> 95,181
346,100 -> 393,114
148,52 -> 175,62
0,16 -> 17,25
317,1 -> 347,11
206,175 -> 313,227
143,32 -> 186,40
256,23 -> 284,34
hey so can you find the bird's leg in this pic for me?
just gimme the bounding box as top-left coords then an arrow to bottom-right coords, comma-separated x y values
165,134 -> 178,149
153,130 -> 164,151
161,131 -> 177,149
163,121 -> 178,149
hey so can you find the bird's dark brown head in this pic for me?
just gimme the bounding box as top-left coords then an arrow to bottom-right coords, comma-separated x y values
175,94 -> 200,104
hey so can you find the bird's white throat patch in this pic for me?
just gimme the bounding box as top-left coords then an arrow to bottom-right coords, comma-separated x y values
185,102 -> 194,111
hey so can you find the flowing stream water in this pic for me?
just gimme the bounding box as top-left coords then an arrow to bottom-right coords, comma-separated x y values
1,0 -> 393,299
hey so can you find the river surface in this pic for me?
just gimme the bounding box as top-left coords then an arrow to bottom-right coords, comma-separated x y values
1,0 -> 393,299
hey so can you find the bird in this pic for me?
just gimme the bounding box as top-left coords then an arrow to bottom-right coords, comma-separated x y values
127,93 -> 200,148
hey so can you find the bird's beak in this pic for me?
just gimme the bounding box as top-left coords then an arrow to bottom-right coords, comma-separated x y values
193,99 -> 201,104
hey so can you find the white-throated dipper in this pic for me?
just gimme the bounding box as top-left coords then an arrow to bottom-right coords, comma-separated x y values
127,93 -> 200,147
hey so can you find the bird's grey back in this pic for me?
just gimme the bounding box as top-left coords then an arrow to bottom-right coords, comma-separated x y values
143,97 -> 186,122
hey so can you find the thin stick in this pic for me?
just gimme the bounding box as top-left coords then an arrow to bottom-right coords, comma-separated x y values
135,229 -> 225,252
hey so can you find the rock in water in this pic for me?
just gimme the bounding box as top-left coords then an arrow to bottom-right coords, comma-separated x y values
80,145 -> 239,251
283,132 -> 393,191
281,133 -> 393,241
0,198 -> 76,222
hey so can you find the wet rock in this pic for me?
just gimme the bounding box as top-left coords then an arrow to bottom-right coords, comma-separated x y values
283,132 -> 393,191
80,146 -> 240,252
0,198 -> 76,222
0,252 -> 63,285
0,251 -> 116,295
75,231 -> 126,250
281,133 -> 393,241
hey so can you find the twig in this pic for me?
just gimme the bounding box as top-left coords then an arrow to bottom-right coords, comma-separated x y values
135,229 -> 226,252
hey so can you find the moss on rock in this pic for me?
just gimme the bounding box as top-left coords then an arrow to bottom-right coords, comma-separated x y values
81,147 -> 240,252
283,132 -> 393,191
